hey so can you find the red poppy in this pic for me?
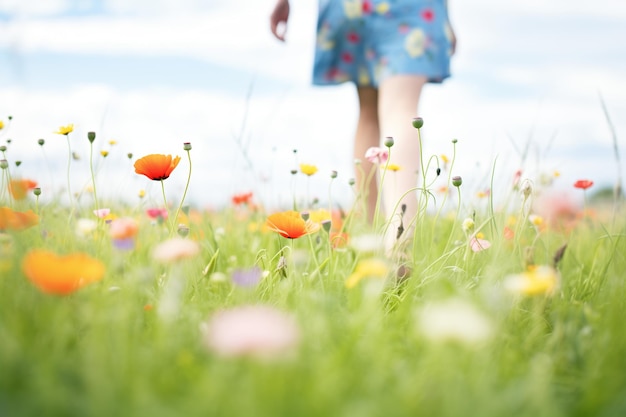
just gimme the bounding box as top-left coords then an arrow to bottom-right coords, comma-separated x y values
232,191 -> 254,206
134,154 -> 181,181
574,180 -> 594,190
266,210 -> 320,239
9,179 -> 37,200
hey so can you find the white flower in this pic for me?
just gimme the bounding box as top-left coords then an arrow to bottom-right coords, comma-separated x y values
76,218 -> 97,237
416,299 -> 493,345
462,218 -> 475,233
152,237 -> 200,263
201,305 -> 300,360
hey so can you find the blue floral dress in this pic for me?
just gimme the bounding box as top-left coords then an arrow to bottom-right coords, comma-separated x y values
313,0 -> 453,87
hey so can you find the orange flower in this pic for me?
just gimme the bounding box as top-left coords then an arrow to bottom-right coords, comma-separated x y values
574,179 -> 593,190
0,207 -> 39,231
232,191 -> 253,205
8,179 -> 38,200
266,210 -> 320,239
22,250 -> 105,295
134,154 -> 181,181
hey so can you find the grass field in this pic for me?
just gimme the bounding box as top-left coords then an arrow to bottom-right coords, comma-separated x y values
1,122 -> 625,417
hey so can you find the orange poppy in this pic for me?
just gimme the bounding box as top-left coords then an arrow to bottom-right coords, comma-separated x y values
22,250 -> 105,295
134,154 -> 181,181
266,210 -> 320,239
0,206 -> 39,231
8,179 -> 38,200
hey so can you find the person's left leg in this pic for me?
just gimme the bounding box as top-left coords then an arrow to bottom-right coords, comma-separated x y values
377,74 -> 428,249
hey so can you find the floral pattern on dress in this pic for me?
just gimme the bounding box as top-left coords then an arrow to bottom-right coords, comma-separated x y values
313,0 -> 452,87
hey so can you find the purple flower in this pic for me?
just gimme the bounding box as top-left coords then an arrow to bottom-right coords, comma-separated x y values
232,266 -> 263,287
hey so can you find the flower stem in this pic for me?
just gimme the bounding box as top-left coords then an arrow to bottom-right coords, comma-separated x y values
66,135 -> 74,211
173,149 -> 192,234
160,179 -> 173,234
373,147 -> 392,231
89,141 -> 100,212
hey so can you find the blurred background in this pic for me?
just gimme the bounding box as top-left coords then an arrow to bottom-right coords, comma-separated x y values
0,0 -> 624,210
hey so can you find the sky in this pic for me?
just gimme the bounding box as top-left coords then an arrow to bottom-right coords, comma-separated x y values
0,0 -> 625,211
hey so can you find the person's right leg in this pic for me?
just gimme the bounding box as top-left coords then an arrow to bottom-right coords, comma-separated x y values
354,86 -> 380,224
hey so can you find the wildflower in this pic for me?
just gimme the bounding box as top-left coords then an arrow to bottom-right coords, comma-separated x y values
476,189 -> 489,198
384,163 -> 401,172
201,305 -> 300,359
134,154 -> 181,181
299,163 -> 318,176
0,160 -> 7,169
0,120 -> 3,130
108,139 -> 117,146
231,266 -> 263,287
38,139 -> 45,146
93,208 -> 111,219
503,226 -> 514,240
415,299 -> 493,345
412,117 -> 424,129
574,179 -> 594,190
529,214 -> 544,228
504,265 -> 560,296
100,150 -> 109,157
440,154 -> 450,164
0,207 -> 39,231
452,176 -> 462,187
8,179 -> 37,200
469,235 -> 491,252
76,218 -> 98,238
231,191 -> 253,206
384,136 -> 394,147
138,189 -> 146,199
345,258 -> 389,289
152,237 -> 200,263
146,207 -> 168,221
364,147 -> 388,164
22,249 -> 105,295
266,210 -> 320,239
462,218 -> 474,233
109,217 -> 139,250
54,124 -> 74,135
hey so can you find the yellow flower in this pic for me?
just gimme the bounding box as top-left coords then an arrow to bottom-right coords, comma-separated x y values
462,218 -> 474,233
0,120 -> 4,130
441,154 -> 450,164
404,29 -> 426,58
300,163 -> 318,176
346,258 -> 389,289
55,124 -> 74,135
383,163 -> 401,172
100,150 -> 109,157
504,266 -> 560,296
138,189 -> 146,198
529,214 -> 543,227
108,140 -> 117,146
553,170 -> 560,178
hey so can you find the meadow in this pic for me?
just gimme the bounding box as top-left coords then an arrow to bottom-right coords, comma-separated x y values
1,119 -> 625,417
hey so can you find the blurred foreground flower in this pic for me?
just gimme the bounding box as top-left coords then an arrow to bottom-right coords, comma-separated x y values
201,305 -> 300,360
266,210 -> 320,239
0,207 -> 39,231
232,266 -> 264,287
416,299 -> 493,345
504,265 -> 560,296
231,191 -> 254,206
109,217 -> 139,250
345,258 -> 388,289
152,237 -> 200,263
469,235 -> 491,252
8,179 -> 37,200
22,250 -> 105,295
134,154 -> 181,181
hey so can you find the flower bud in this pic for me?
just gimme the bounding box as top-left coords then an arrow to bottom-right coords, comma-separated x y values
87,131 -> 96,143
384,136 -> 394,148
330,170 -> 338,179
348,178 -> 356,186
301,211 -> 310,221
15,161 -> 21,167
0,159 -> 7,169
412,117 -> 424,129
452,176 -> 462,187
127,153 -> 133,159
322,219 -> 332,233
183,142 -> 192,151
290,169 -> 297,175
0,145 -> 6,152
33,187 -> 41,196
177,224 -> 190,237
38,139 -> 45,146
452,138 -> 458,144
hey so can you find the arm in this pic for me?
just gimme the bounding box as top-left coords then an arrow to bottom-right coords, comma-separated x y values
270,0 -> 290,42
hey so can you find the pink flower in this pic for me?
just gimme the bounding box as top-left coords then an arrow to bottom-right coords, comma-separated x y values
470,236 -> 491,252
201,305 -> 300,360
146,207 -> 168,220
152,237 -> 200,263
364,147 -> 389,164
93,208 -> 110,218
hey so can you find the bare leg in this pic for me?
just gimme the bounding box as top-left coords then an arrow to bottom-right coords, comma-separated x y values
378,75 -> 428,247
354,86 -> 380,224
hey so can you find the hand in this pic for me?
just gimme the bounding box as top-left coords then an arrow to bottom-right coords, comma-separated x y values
270,0 -> 290,41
